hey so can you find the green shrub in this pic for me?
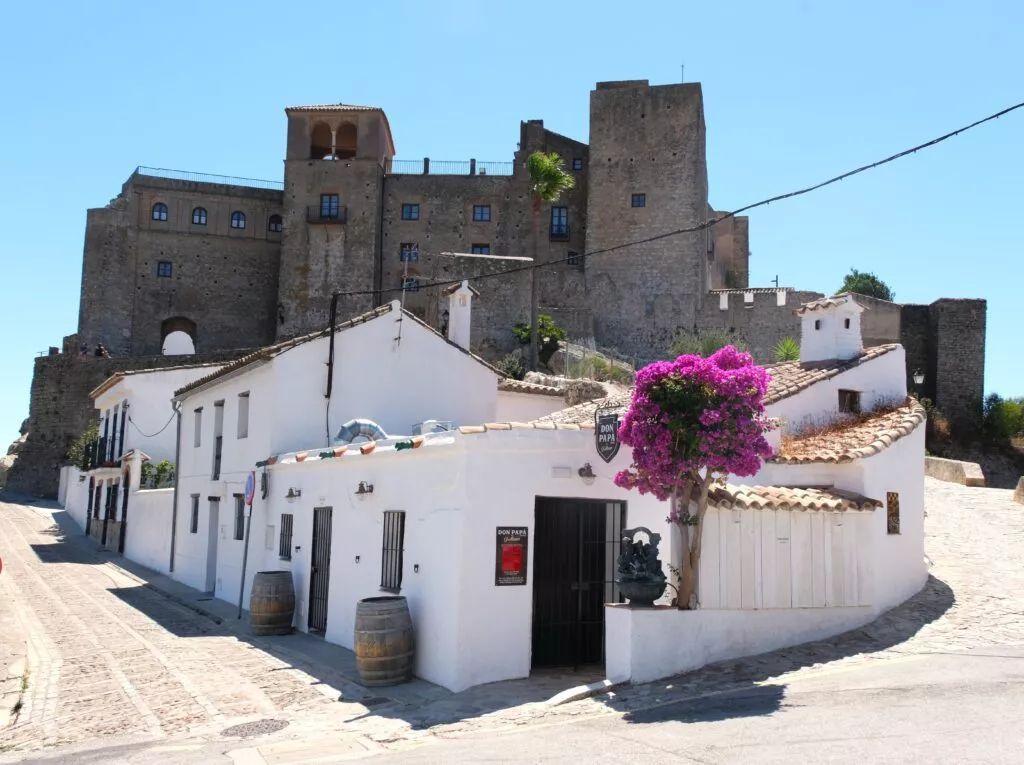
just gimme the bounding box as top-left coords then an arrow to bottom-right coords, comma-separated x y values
982,393 -> 1024,443
512,314 -> 567,345
670,329 -> 747,358
66,421 -> 99,469
773,337 -> 800,362
496,353 -> 527,381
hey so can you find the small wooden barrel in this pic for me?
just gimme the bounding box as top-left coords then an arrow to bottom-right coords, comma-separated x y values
249,571 -> 295,636
354,596 -> 415,686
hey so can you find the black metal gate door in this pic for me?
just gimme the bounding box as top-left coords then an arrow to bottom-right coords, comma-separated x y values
532,498 -> 625,668
308,506 -> 333,633
118,473 -> 130,554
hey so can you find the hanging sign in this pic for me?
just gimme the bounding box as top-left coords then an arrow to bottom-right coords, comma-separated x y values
595,406 -> 621,464
495,527 -> 528,586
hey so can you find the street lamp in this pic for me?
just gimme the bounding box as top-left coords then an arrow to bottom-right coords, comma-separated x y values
913,370 -> 925,386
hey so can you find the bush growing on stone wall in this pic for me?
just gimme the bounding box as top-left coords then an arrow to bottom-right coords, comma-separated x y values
496,353 -> 527,381
513,314 -> 566,368
65,422 -> 98,470
669,328 -> 747,359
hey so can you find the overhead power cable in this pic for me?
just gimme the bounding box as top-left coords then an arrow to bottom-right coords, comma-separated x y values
325,98 -> 1024,299
128,412 -> 176,438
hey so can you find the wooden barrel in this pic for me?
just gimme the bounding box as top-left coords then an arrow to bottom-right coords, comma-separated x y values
249,571 -> 295,636
354,596 -> 415,686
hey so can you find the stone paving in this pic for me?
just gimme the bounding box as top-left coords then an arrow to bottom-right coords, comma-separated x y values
2,478 -> 1023,760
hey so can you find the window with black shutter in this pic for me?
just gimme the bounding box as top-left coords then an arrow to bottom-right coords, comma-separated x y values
380,511 -> 406,592
190,495 -> 200,534
234,494 -> 245,540
279,513 -> 294,560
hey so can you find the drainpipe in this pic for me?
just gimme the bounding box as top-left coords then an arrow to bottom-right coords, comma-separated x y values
168,400 -> 183,573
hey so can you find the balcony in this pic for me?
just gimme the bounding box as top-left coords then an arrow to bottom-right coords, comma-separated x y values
85,436 -> 120,471
549,224 -> 570,242
307,206 -> 348,224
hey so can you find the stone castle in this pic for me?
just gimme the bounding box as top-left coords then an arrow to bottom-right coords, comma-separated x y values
7,79 -> 986,496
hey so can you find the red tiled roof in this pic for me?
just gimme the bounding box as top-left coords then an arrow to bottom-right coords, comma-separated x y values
705,485 -> 880,511
762,345 -> 899,405
497,379 -> 564,397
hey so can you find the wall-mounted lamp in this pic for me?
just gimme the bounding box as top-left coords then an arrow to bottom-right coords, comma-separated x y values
285,487 -> 302,500
354,555 -> 360,564
912,370 -> 925,386
578,463 -> 596,484
413,564 -> 420,573
355,481 -> 374,497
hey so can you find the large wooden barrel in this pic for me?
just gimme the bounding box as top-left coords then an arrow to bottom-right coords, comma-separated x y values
354,596 -> 415,686
249,571 -> 295,636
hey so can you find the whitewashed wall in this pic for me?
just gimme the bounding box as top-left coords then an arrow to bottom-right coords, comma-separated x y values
799,303 -> 863,363
767,348 -> 907,434
124,489 -> 174,574
62,467 -> 90,530
494,391 -> 566,423
697,508 -> 874,610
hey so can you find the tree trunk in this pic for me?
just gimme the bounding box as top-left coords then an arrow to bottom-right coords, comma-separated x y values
675,476 -> 713,610
529,198 -> 541,371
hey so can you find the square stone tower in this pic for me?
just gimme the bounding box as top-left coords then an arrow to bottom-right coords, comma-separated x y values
277,104 -> 396,339
584,81 -> 709,362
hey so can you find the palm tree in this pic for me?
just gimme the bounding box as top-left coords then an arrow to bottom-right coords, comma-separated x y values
526,151 -> 576,370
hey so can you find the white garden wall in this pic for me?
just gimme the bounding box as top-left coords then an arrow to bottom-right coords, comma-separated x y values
124,489 -> 174,574
494,391 -> 566,423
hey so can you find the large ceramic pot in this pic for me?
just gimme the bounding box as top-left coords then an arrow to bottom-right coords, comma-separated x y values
619,579 -> 667,607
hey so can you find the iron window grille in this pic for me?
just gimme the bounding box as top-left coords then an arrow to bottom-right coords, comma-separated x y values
320,194 -> 340,219
550,207 -> 569,240
152,202 -> 168,221
268,214 -> 283,232
572,157 -> 583,171
401,203 -> 420,220
631,193 -> 646,208
231,211 -> 246,229
567,250 -> 583,267
380,511 -> 406,592
279,513 -> 294,560
838,389 -> 862,414
886,492 -> 901,535
157,261 -> 173,278
192,207 -> 207,225
190,495 -> 200,534
233,494 -> 245,540
400,243 -> 419,262
473,204 -> 491,222
471,243 -> 490,255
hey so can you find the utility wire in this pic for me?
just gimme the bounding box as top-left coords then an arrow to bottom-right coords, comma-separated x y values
328,98 -> 1024,299
128,412 -> 177,438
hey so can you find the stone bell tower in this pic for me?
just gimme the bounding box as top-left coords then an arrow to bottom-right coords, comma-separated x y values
277,104 -> 396,339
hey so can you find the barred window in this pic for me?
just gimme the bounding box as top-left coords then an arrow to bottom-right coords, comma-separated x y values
402,277 -> 420,292
279,513 -> 294,560
472,204 -> 491,222
401,203 -> 419,220
157,261 -> 172,278
631,193 -> 646,208
234,494 -> 245,540
380,511 -> 406,592
887,492 -> 900,535
838,389 -> 861,414
190,495 -> 199,534
400,242 -> 419,262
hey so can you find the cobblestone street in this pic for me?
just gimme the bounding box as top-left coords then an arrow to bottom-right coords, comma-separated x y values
2,477 -> 1023,761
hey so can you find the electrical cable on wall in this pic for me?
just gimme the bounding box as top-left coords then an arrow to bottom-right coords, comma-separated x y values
322,98 -> 1024,301
128,412 -> 177,438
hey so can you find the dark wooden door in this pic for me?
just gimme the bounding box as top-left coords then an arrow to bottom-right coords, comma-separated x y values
118,474 -> 130,554
308,506 -> 333,633
532,498 -> 625,668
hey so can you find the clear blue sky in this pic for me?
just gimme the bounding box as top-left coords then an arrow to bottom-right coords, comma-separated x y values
1,0 -> 1021,444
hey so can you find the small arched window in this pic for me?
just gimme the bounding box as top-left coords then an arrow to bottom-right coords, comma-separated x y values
231,211 -> 246,229
192,207 -> 207,225
152,202 -> 168,221
268,214 -> 283,233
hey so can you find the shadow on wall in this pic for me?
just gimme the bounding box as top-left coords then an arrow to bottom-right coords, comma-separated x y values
618,574 -> 954,726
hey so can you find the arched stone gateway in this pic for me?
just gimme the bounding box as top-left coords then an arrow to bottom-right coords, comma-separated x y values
161,317 -> 197,355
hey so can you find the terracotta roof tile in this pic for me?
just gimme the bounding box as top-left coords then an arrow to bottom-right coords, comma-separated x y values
793,293 -> 862,315
284,103 -> 382,112
773,399 -> 926,464
497,378 -> 564,397
706,485 -> 880,511
762,344 -> 899,405
709,287 -> 796,295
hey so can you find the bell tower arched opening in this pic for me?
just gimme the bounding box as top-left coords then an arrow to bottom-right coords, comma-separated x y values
310,121 -> 333,160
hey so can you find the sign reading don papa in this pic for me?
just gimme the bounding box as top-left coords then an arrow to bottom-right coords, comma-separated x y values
495,527 -> 528,586
595,404 -> 622,464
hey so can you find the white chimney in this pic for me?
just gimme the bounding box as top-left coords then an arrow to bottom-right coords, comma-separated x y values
795,293 -> 865,363
444,280 -> 479,350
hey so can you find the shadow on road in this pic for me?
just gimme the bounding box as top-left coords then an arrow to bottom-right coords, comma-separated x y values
617,574 -> 955,725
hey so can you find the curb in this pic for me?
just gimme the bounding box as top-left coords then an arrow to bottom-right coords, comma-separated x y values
546,678 -> 622,707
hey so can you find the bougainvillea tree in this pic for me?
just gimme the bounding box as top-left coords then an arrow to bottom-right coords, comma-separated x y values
615,346 -> 774,609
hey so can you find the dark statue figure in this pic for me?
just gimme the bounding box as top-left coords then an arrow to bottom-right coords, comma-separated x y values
615,526 -> 668,607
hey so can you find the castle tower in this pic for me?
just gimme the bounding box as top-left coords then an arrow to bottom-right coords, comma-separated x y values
277,104 -> 396,339
584,81 -> 709,362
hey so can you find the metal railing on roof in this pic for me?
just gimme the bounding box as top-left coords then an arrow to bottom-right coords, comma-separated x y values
134,166 -> 284,191
385,158 -> 514,176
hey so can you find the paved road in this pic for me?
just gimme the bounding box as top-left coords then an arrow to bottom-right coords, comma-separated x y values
2,478 -> 1022,763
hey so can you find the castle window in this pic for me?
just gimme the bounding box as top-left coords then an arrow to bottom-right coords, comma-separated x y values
319,194 -> 340,220
402,277 -> 420,292
886,492 -> 900,535
631,194 -> 646,208
471,243 -> 490,255
192,207 -> 207,225
268,214 -> 283,233
230,211 -> 246,229
838,389 -> 861,414
473,204 -> 491,222
814,319 -> 821,330
152,202 -> 168,221
401,203 -> 420,221
844,318 -> 851,329
550,207 -> 569,240
400,243 -> 419,262
157,261 -> 173,278
567,250 -> 582,267
572,157 -> 583,171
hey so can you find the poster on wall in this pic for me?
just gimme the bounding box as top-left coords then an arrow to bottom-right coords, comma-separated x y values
495,527 -> 529,586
